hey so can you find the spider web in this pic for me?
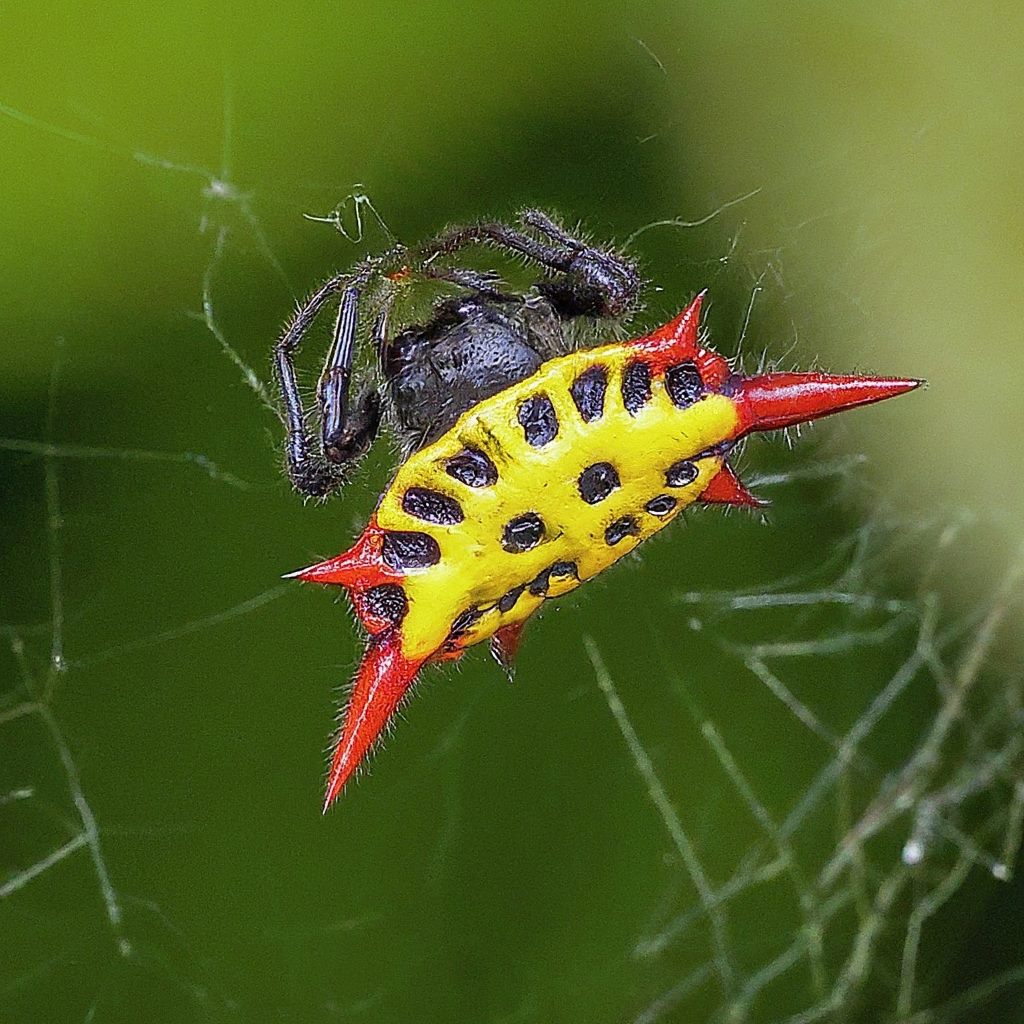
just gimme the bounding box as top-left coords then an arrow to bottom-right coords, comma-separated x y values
2,80 -> 1022,1024
0,85 -> 296,1020
586,512 -> 1024,1023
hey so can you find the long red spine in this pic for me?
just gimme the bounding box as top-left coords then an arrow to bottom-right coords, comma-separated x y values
322,633 -> 425,810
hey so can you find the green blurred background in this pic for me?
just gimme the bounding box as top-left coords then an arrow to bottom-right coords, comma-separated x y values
2,2 -> 1023,1022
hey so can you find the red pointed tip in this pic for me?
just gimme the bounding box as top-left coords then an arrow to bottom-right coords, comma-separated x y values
287,524 -> 401,589
663,289 -> 706,344
286,559 -> 350,583
734,373 -> 923,435
633,290 -> 732,385
699,462 -> 769,508
638,290 -> 705,351
322,633 -> 425,810
289,554 -> 360,586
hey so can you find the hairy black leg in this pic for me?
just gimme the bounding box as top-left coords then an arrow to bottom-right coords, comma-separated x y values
317,284 -> 358,452
418,218 -> 567,269
319,286 -> 382,466
274,274 -> 348,496
422,266 -> 514,301
518,209 -> 643,319
519,208 -> 578,247
274,265 -> 382,498
417,211 -> 642,320
371,302 -> 391,360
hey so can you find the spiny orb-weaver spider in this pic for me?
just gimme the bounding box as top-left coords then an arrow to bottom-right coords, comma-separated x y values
274,209 -> 922,810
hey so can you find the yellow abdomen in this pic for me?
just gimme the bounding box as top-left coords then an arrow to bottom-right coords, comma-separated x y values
374,341 -> 740,660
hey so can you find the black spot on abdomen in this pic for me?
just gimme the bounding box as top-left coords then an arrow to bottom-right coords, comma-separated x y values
622,360 -> 652,415
382,531 -> 441,569
445,448 -> 498,488
518,394 -> 559,447
402,487 -> 464,524
502,513 -> 545,553
570,366 -> 607,422
605,516 -> 640,546
665,460 -> 699,487
529,561 -> 579,596
645,495 -> 678,517
499,585 -> 525,613
363,584 -> 408,624
665,361 -> 704,409
578,462 -> 620,504
449,606 -> 483,636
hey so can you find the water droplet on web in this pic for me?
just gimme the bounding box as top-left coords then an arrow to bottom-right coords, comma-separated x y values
901,839 -> 924,865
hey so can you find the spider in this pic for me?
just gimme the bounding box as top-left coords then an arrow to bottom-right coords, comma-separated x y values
274,209 -> 643,498
273,209 -> 922,810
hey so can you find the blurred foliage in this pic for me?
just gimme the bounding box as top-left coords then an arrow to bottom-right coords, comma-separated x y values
1,2 -> 1022,1022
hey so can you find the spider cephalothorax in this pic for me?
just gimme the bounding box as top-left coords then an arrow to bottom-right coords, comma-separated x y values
273,210 -> 921,809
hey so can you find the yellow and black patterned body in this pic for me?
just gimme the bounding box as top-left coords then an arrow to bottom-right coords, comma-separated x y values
376,338 -> 736,661
295,291 -> 921,805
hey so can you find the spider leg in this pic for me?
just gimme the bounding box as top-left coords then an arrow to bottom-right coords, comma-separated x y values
517,208 -> 643,319
371,303 -> 391,361
419,219 -> 566,269
422,266 -> 515,301
319,286 -> 382,467
518,208 -> 579,247
273,267 -> 382,498
418,211 -> 642,320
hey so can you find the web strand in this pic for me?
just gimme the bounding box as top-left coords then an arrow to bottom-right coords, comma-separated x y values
589,536 -> 1024,1022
